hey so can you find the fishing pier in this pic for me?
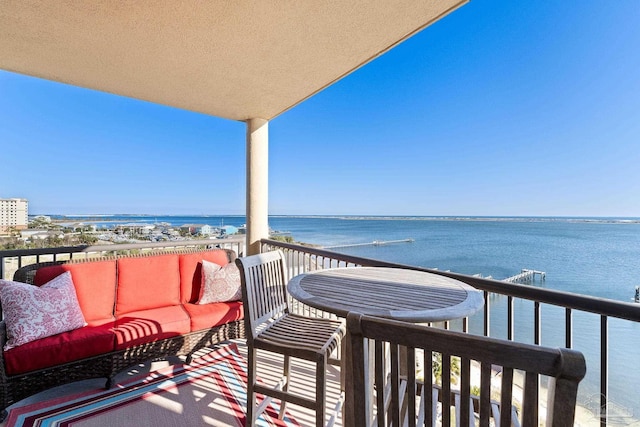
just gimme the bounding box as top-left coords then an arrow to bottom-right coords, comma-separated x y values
504,269 -> 546,284
323,238 -> 414,249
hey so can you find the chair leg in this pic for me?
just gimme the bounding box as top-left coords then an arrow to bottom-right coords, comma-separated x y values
316,356 -> 327,427
246,347 -> 257,427
279,354 -> 291,419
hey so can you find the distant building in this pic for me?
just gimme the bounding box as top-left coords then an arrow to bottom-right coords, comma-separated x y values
199,225 -> 215,236
221,225 -> 238,235
116,223 -> 153,234
0,198 -> 28,233
33,215 -> 52,223
179,224 -> 215,235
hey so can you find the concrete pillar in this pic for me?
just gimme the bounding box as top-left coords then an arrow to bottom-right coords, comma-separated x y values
246,118 -> 269,255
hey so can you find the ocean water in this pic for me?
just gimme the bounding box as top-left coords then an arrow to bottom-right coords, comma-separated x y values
268,216 -> 640,414
55,214 -> 640,414
267,216 -> 640,303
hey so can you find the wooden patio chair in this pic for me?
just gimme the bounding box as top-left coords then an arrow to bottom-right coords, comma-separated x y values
347,312 -> 586,427
236,250 -> 345,427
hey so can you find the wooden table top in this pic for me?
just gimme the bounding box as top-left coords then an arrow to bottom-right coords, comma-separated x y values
287,267 -> 484,322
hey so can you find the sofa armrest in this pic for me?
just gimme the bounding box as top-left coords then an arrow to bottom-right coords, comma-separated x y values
224,248 -> 237,263
0,321 -> 7,379
13,261 -> 67,284
0,321 -> 6,348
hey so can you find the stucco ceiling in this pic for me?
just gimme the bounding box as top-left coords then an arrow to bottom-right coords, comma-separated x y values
0,1 -> 466,121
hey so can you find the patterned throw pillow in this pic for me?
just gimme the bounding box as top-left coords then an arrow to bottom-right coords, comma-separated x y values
0,271 -> 87,350
197,260 -> 242,304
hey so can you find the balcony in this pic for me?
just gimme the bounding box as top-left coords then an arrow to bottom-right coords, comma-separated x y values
1,239 -> 639,426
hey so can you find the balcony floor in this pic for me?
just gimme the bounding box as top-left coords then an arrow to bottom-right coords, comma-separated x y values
0,339 -> 625,427
1,340 -> 343,427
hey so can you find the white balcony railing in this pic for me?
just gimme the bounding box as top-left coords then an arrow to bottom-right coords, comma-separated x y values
0,237 -> 246,285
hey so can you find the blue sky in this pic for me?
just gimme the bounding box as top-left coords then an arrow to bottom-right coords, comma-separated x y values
1,1 -> 639,217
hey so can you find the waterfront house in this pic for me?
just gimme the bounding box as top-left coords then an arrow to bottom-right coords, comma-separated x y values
221,225 -> 239,236
115,223 -> 152,235
199,225 -> 216,236
179,224 -> 216,236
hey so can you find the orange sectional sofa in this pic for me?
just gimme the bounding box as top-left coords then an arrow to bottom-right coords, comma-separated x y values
0,248 -> 244,419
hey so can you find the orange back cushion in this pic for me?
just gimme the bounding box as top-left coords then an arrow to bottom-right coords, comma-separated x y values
179,250 -> 231,303
34,260 -> 117,323
116,254 -> 180,315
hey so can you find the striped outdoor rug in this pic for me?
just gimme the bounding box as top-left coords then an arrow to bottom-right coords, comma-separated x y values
7,344 -> 299,427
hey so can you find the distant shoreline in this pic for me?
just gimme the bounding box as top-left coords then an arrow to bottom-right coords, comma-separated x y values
39,214 -> 640,225
273,215 -> 640,224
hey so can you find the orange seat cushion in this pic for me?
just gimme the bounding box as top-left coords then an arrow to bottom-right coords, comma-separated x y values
178,250 -> 231,304
4,321 -> 116,376
113,306 -> 190,350
115,255 -> 180,315
34,260 -> 117,323
182,301 -> 243,332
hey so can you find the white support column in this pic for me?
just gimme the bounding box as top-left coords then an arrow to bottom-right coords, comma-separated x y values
246,118 -> 269,255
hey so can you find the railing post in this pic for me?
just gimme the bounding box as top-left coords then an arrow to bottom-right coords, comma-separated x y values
484,290 -> 490,337
565,308 -> 572,348
534,301 -> 541,345
507,296 -> 514,340
601,315 -> 609,427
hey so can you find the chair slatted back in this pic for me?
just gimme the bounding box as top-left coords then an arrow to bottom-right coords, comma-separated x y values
347,313 -> 586,427
236,251 -> 290,341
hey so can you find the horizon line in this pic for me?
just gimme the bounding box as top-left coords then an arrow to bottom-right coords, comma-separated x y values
34,213 -> 640,222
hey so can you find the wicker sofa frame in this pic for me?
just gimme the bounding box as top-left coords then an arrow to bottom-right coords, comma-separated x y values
0,249 -> 245,419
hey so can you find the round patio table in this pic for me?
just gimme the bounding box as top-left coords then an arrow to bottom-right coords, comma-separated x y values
287,266 -> 484,426
287,266 -> 484,322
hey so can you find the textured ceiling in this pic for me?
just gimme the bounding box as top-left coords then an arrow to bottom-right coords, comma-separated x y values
0,1 -> 466,121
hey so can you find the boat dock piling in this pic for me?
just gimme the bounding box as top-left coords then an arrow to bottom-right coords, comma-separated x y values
323,238 -> 414,249
504,269 -> 546,284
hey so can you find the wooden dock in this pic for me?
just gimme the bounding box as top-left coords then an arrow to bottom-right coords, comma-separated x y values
503,269 -> 546,284
323,238 -> 414,249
